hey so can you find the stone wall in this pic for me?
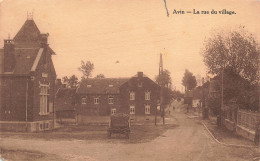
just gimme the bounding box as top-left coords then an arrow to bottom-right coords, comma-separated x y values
0,120 -> 54,132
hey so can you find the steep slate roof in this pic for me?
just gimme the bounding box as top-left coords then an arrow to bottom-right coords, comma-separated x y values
77,78 -> 129,94
1,19 -> 55,75
56,88 -> 77,98
13,20 -> 41,44
13,48 -> 40,74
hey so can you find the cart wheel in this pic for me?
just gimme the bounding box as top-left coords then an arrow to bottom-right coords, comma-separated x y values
126,133 -> 129,139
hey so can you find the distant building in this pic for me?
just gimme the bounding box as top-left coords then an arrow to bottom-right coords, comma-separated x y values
55,88 -> 76,119
75,72 -> 160,123
119,72 -> 160,121
76,78 -> 128,116
0,18 -> 57,132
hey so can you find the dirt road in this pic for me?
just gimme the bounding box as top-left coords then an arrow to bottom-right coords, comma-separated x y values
0,111 -> 258,161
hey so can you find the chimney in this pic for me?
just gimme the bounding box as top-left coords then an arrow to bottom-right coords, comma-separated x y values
3,39 -> 15,72
138,72 -> 143,78
40,33 -> 49,44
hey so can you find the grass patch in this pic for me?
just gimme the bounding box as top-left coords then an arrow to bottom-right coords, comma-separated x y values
204,121 -> 255,146
0,124 -> 177,143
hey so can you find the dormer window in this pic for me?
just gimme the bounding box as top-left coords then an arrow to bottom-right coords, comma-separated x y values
87,85 -> 92,88
138,82 -> 143,87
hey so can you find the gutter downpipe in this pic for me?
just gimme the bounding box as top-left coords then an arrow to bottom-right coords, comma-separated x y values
25,77 -> 29,131
53,78 -> 56,129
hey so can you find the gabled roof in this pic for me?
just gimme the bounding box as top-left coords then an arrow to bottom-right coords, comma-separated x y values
56,88 -> 77,98
120,73 -> 160,89
77,78 -> 129,94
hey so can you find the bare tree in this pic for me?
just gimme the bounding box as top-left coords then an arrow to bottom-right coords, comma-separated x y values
95,74 -> 105,78
78,60 -> 94,79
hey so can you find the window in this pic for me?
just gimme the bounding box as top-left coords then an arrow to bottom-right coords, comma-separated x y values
130,105 -> 135,114
82,97 -> 86,104
109,84 -> 113,87
111,108 -> 116,115
145,92 -> 151,100
130,92 -> 135,100
145,105 -> 150,114
39,84 -> 49,115
138,82 -> 143,87
94,97 -> 99,104
87,85 -> 92,88
108,96 -> 114,104
42,73 -> 48,78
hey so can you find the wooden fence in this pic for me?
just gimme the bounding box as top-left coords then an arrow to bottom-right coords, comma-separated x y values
237,110 -> 260,130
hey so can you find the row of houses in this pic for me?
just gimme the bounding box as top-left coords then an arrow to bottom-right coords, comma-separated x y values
56,72 -> 161,124
0,19 -> 162,132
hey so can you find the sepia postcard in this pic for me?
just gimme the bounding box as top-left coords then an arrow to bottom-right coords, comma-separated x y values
0,0 -> 260,161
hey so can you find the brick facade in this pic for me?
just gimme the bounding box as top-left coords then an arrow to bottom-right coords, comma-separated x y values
0,19 -> 57,132
75,72 -> 160,122
76,78 -> 127,116
119,72 -> 160,116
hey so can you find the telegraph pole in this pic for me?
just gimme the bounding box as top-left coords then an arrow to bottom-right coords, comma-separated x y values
159,53 -> 165,125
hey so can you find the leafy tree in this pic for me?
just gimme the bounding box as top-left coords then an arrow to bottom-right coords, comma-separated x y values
95,74 -> 105,78
78,60 -> 94,79
182,69 -> 197,91
155,69 -> 173,105
155,69 -> 172,88
202,26 -> 260,84
62,75 -> 79,88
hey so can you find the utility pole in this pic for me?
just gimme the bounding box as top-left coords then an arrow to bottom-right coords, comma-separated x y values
159,53 -> 165,125
219,68 -> 224,126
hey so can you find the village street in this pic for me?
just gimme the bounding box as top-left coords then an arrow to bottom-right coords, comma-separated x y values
0,109 -> 258,161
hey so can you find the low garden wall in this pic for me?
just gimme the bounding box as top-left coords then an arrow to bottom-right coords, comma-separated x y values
223,109 -> 260,141
0,120 -> 54,132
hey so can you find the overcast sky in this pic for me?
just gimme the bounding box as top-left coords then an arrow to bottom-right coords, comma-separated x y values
0,0 -> 260,91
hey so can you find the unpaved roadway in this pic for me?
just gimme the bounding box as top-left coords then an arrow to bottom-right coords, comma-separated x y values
0,111 -> 258,161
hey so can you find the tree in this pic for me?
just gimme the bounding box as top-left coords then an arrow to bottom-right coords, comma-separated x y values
172,90 -> 184,99
182,69 -> 197,91
78,60 -> 94,79
155,69 -> 172,88
95,74 -> 105,78
202,26 -> 260,84
62,75 -> 79,88
155,69 -> 173,105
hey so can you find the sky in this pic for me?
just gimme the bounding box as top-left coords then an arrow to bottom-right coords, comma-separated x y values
0,0 -> 260,92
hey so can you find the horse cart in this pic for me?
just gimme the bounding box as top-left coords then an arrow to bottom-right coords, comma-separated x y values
107,113 -> 130,139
